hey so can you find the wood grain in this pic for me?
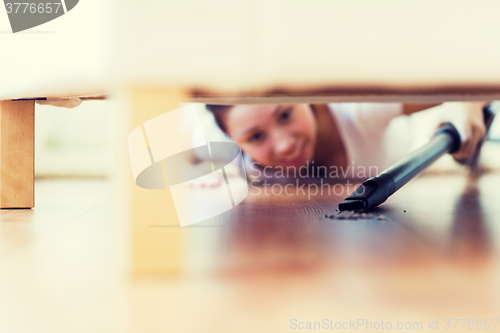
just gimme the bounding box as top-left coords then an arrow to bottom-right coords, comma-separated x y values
188,86 -> 500,104
0,100 -> 34,208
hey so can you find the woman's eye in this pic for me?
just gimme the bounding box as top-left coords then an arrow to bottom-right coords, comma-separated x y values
279,108 -> 293,121
248,132 -> 264,143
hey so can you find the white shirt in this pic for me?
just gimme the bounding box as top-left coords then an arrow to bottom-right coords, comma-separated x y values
328,102 -> 410,172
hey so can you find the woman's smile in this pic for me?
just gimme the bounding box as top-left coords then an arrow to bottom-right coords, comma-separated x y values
279,140 -> 309,167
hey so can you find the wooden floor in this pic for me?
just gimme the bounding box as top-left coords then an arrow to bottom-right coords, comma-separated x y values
1,143 -> 500,333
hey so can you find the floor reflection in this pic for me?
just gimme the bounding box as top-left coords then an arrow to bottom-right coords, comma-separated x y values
450,170 -> 493,261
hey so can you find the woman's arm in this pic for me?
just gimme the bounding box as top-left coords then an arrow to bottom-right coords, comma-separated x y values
404,102 -> 489,160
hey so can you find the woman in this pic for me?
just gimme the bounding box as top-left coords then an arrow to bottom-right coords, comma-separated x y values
204,102 -> 489,182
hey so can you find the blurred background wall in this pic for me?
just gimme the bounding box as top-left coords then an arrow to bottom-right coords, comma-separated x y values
35,100 -> 117,178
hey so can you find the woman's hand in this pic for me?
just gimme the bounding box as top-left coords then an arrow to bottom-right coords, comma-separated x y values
35,97 -> 82,108
439,102 -> 488,161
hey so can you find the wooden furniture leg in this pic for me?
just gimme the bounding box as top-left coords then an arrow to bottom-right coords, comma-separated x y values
120,88 -> 187,276
0,100 -> 34,208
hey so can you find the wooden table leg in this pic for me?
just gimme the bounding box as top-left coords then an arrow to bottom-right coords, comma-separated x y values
0,100 -> 34,208
119,88 -> 187,276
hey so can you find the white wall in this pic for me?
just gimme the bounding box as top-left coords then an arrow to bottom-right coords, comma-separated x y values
35,100 -> 116,177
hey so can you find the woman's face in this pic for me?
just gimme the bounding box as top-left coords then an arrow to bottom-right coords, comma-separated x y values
225,104 -> 317,168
